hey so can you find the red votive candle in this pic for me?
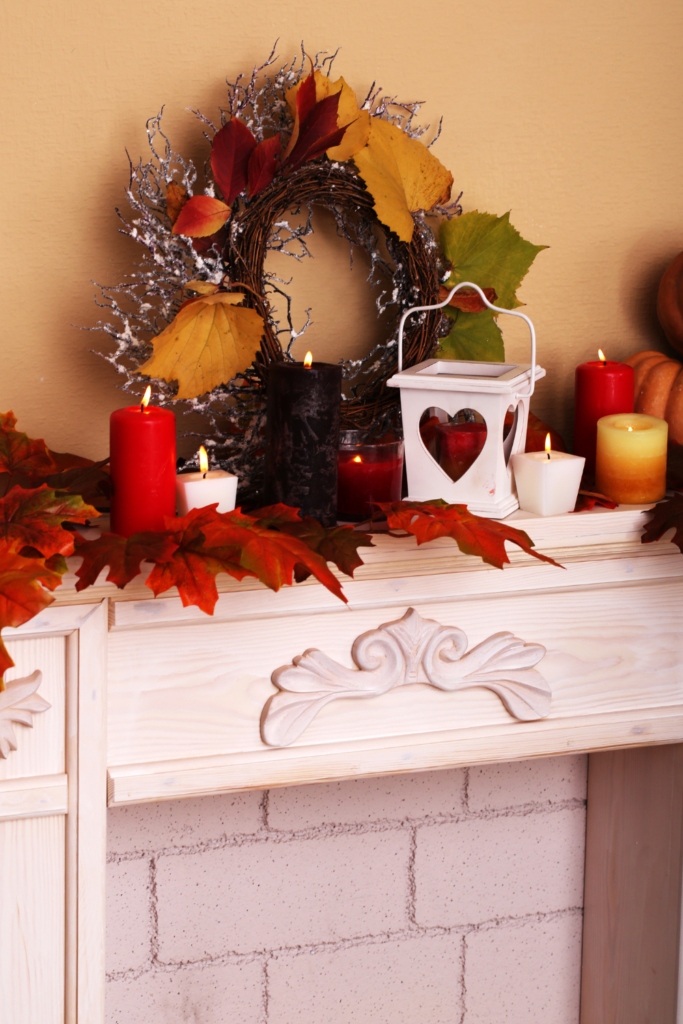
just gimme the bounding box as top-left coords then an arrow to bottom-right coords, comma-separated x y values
436,422 -> 487,481
337,433 -> 404,520
574,352 -> 634,475
110,394 -> 176,537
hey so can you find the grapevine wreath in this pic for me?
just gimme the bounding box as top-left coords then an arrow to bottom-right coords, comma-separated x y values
93,44 -> 543,502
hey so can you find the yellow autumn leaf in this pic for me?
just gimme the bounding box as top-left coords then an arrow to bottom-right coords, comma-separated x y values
285,70 -> 370,162
184,280 -> 220,295
353,119 -> 454,243
138,293 -> 264,400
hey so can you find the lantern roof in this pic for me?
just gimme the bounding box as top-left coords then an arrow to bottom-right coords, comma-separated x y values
387,358 -> 546,395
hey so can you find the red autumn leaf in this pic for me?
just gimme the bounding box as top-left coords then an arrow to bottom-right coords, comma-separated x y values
283,92 -> 349,171
248,135 -> 282,197
166,182 -> 189,225
207,512 -> 348,602
0,411 -> 56,476
191,224 -> 229,255
172,196 -> 231,238
251,504 -> 374,577
572,490 -> 618,513
641,491 -> 683,551
73,530 -> 179,591
0,541 -> 65,685
145,506 -> 256,614
0,485 -> 98,558
211,119 -> 258,205
377,499 -> 563,570
438,285 -> 498,313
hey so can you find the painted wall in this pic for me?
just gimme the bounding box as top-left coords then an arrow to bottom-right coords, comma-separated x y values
2,0 -> 683,459
106,756 -> 587,1023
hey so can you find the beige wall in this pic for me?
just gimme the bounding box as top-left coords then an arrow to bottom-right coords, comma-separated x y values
2,0 -> 682,459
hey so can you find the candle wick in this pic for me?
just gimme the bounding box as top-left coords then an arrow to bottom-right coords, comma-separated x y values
547,452 -> 551,460
203,471 -> 207,479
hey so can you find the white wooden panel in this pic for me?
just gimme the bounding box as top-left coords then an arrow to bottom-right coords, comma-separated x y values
0,773 -> 68,820
0,636 -> 65,781
0,814 -> 65,1023
107,577 -> 683,794
75,602 -> 107,1024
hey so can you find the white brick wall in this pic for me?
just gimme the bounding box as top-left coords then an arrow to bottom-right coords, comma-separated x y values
106,755 -> 587,1023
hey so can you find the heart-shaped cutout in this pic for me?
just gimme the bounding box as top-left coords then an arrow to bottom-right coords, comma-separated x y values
419,408 -> 487,482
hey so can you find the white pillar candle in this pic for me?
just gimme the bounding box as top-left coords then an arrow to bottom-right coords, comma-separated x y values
175,447 -> 238,515
511,444 -> 585,516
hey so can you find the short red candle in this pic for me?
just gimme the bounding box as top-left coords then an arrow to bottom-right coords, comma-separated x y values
574,359 -> 634,475
337,437 -> 404,519
110,404 -> 176,536
436,422 -> 487,481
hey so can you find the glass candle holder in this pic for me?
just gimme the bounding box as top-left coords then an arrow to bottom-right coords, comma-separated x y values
435,421 -> 487,481
337,431 -> 404,520
596,413 -> 667,503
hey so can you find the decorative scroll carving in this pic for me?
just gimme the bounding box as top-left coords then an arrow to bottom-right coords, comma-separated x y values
261,608 -> 550,747
0,671 -> 50,758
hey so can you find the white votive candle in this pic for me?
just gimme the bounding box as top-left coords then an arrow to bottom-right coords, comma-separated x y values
176,447 -> 238,515
511,440 -> 585,516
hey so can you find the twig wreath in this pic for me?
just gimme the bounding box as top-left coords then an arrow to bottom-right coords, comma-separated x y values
93,43 -> 543,502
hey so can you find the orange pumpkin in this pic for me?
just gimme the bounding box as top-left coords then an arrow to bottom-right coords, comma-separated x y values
624,350 -> 683,444
657,251 -> 683,354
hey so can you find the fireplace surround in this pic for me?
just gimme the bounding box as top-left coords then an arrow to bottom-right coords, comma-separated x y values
1,504 -> 682,1021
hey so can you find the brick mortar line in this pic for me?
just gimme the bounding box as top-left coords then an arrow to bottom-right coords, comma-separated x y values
106,797 -> 586,862
105,906 -> 583,982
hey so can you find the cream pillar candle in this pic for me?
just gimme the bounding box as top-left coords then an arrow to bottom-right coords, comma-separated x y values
595,413 -> 667,504
511,442 -> 584,516
176,446 -> 238,515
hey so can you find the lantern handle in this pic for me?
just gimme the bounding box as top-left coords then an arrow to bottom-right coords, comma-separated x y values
397,281 -> 538,399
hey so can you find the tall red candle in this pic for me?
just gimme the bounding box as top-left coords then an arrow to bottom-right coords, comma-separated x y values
110,399 -> 176,536
573,355 -> 634,475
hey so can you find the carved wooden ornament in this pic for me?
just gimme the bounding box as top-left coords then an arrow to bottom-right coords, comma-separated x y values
261,608 -> 550,747
0,670 -> 50,758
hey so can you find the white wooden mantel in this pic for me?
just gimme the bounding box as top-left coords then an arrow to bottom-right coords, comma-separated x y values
2,504 -> 683,1022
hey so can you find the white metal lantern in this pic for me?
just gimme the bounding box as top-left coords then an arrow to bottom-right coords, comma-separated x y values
387,282 -> 545,518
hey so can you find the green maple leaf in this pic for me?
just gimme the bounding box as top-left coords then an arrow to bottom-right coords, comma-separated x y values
440,211 -> 547,310
437,309 -> 504,362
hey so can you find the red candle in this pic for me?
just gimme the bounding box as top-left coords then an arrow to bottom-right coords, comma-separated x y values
110,390 -> 176,536
337,436 -> 404,519
574,351 -> 634,475
436,422 -> 487,481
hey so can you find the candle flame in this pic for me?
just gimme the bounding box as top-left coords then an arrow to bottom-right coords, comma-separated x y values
353,455 -> 362,463
598,349 -> 606,363
198,446 -> 209,474
628,426 -> 633,432
304,351 -> 313,368
545,433 -> 552,454
141,385 -> 152,410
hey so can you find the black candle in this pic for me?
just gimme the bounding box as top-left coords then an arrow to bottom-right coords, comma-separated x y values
265,360 -> 342,526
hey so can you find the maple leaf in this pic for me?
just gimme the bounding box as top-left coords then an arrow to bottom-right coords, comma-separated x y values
211,119 -> 257,204
137,292 -> 265,400
438,285 -> 498,313
166,182 -> 188,225
286,70 -> 370,162
0,411 -> 56,476
0,485 -> 98,558
572,490 -> 618,513
353,118 -> 453,243
204,511 -> 348,603
145,507 -> 257,615
172,195 -> 231,238
282,87 -> 349,172
251,504 -> 374,578
73,530 -> 179,591
248,135 -> 282,198
0,541 -> 64,686
437,309 -> 504,363
377,500 -> 563,570
440,211 -> 547,311
641,492 -> 683,551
